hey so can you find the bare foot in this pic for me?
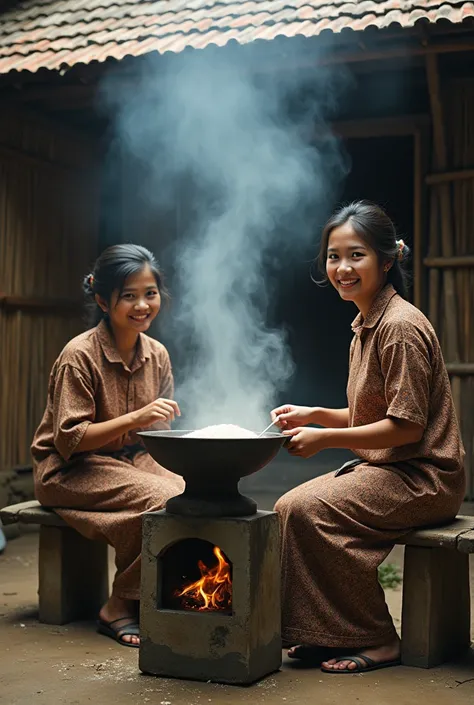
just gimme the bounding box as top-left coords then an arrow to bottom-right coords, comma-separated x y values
99,596 -> 139,646
321,636 -> 400,672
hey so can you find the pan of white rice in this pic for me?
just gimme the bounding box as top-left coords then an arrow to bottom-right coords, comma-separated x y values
138,424 -> 285,480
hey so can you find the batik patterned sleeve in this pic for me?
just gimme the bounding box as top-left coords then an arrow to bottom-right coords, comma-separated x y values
379,322 -> 432,428
52,364 -> 96,460
158,348 -> 174,400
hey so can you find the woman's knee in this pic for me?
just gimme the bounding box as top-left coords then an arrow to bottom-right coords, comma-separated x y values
274,486 -> 315,522
120,476 -> 181,513
274,475 -> 332,516
274,488 -> 298,516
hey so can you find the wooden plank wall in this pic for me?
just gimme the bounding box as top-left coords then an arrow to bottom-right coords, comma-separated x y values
0,109 -> 100,502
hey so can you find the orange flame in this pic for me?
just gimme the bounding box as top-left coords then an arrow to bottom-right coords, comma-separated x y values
176,546 -> 232,612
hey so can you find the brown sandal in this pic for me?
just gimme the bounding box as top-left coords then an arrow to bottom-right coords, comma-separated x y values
288,645 -> 354,664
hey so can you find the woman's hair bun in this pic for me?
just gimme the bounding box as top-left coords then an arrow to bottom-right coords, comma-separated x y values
82,273 -> 95,297
396,238 -> 410,262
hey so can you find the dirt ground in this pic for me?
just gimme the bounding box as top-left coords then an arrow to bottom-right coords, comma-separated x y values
1,504 -> 474,705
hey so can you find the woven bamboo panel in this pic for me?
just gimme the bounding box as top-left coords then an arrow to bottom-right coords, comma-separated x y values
428,78 -> 474,499
0,111 -> 99,473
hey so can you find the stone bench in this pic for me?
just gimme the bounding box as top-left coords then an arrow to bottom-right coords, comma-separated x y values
1,500 -> 473,669
0,500 -> 109,625
397,515 -> 474,668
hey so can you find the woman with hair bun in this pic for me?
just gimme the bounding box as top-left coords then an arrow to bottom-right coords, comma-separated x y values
271,201 -> 465,673
32,244 -> 184,648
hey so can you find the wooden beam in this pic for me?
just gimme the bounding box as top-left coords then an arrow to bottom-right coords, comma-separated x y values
445,363 -> 474,376
3,84 -> 98,112
319,39 -> 474,66
6,83 -> 95,104
424,256 -> 474,268
426,169 -> 474,185
0,105 -> 104,155
0,294 -> 82,315
0,142 -> 90,176
332,114 -> 430,139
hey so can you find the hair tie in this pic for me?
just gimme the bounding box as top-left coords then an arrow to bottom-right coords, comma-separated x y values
396,239 -> 405,261
88,274 -> 94,288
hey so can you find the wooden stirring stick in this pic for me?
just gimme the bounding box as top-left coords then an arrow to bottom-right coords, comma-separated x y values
257,419 -> 279,438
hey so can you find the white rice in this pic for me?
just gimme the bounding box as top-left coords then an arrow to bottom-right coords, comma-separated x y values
184,424 -> 258,439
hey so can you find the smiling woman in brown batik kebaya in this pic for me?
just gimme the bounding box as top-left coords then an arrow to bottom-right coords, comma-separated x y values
271,201 -> 465,674
31,244 -> 184,648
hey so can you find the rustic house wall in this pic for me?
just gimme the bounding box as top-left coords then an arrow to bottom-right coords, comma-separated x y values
0,109 -> 100,506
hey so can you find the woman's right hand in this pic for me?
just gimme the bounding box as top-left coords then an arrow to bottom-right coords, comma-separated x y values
270,404 -> 317,430
130,398 -> 181,428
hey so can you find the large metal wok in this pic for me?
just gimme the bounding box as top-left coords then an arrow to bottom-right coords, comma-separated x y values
138,430 -> 285,517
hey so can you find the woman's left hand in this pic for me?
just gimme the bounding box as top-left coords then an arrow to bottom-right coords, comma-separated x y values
283,427 -> 329,458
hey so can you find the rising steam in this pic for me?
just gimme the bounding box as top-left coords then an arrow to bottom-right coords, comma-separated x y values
102,43 -> 348,430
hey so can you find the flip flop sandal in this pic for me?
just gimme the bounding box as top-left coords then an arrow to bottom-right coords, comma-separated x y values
288,645 -> 354,664
97,617 -> 140,648
321,653 -> 401,674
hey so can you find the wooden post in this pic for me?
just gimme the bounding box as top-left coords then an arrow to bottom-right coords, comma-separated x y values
428,191 -> 440,330
413,127 -> 430,311
413,130 -> 423,309
38,526 -> 109,625
401,545 -> 471,667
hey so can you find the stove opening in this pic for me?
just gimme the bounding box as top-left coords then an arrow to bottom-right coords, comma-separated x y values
160,539 -> 232,614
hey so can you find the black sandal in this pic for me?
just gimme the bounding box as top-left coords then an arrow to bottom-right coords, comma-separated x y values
288,645 -> 353,664
321,653 -> 401,673
97,617 -> 140,648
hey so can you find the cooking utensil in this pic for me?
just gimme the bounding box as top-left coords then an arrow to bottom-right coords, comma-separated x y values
257,419 -> 279,437
138,429 -> 285,517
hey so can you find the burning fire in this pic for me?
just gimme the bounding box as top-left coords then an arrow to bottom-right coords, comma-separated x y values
176,546 -> 232,612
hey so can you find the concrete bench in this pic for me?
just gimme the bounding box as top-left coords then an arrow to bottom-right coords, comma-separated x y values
397,516 -> 474,668
0,500 -> 108,625
1,501 -> 473,669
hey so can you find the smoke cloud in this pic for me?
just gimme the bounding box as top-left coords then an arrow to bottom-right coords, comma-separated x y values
102,43 -> 348,431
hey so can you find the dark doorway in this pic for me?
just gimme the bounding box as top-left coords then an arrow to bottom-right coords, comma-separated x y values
280,135 -> 415,411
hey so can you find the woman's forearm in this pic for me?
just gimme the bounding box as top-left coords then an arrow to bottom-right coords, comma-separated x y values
323,417 -> 423,450
312,407 -> 349,428
75,413 -> 136,453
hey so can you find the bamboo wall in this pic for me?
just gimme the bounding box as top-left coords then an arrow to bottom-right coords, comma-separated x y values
0,109 -> 100,494
426,65 -> 474,499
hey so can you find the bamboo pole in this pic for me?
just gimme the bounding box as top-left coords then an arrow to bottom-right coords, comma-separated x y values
428,193 -> 440,330
425,54 -> 460,363
425,54 -> 464,441
445,363 -> 474,376
413,130 -> 423,309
